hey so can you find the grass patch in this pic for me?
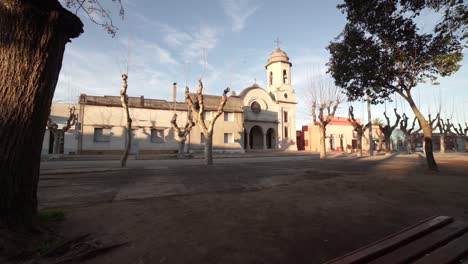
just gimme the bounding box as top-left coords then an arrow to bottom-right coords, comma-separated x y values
38,209 -> 65,223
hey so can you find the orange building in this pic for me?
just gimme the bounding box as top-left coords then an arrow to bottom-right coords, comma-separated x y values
298,117 -> 361,152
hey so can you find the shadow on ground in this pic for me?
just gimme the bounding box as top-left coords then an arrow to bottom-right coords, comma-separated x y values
35,153 -> 468,264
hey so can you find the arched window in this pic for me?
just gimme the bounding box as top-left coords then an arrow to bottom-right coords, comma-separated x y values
269,71 -> 273,85
283,69 -> 288,84
251,101 -> 261,114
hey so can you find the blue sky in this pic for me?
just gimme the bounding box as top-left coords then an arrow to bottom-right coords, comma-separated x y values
56,0 -> 467,129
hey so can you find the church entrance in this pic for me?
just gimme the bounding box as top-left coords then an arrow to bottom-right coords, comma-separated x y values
266,128 -> 275,149
250,126 -> 263,149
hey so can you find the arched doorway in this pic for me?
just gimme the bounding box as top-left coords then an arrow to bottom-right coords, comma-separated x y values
266,128 -> 275,149
250,126 -> 263,149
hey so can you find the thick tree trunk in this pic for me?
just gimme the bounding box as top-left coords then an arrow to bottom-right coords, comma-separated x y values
52,131 -> 61,154
377,138 -> 383,152
357,133 -> 363,157
121,126 -> 131,167
205,134 -> 213,165
406,94 -> 438,171
384,134 -> 391,155
177,139 -> 186,158
0,1 -> 83,227
367,98 -> 374,156
406,137 -> 413,154
440,134 -> 445,153
120,74 -> 131,168
319,125 -> 326,159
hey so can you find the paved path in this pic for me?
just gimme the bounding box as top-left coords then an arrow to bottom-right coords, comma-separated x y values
38,152 -> 417,211
40,153 -> 322,174
39,153 -> 377,210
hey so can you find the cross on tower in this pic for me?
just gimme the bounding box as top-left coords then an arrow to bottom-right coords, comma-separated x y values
274,37 -> 281,48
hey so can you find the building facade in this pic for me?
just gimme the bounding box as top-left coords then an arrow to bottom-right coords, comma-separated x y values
300,117 -> 359,152
42,47 -> 298,155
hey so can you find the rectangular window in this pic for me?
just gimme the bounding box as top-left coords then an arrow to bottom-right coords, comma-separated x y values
151,128 -> 164,143
200,133 -> 206,143
284,127 -> 289,138
202,112 -> 211,121
94,128 -> 111,142
224,112 -> 234,122
224,133 -> 233,144
284,111 -> 288,123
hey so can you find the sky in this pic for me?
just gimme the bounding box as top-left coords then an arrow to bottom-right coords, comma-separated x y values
55,0 -> 468,130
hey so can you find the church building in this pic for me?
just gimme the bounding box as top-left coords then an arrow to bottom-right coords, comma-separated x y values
42,47 -> 298,155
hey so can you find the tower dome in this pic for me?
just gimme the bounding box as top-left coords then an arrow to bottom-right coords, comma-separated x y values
265,48 -> 292,68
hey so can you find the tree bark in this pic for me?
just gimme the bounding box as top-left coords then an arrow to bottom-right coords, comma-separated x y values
319,125 -> 326,159
384,134 -> 391,155
406,138 -> 413,154
205,134 -> 213,165
406,94 -> 438,171
171,110 -> 194,159
367,97 -> 374,156
178,140 -> 186,158
440,134 -> 445,153
0,0 -> 83,227
120,74 -> 131,168
357,132 -> 363,157
53,131 -> 62,154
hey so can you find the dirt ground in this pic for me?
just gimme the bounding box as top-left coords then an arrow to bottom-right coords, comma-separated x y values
30,153 -> 468,263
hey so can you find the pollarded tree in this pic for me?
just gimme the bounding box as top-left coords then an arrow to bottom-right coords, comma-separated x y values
372,118 -> 385,152
171,103 -> 195,158
0,0 -> 122,228
327,0 -> 467,171
310,79 -> 344,159
378,109 -> 401,154
46,106 -> 77,155
347,106 -> 369,157
119,74 -> 132,168
437,117 -> 451,153
185,79 -> 230,165
452,122 -> 468,152
400,113 -> 421,154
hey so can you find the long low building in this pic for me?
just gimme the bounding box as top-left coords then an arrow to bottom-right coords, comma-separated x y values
42,46 -> 298,155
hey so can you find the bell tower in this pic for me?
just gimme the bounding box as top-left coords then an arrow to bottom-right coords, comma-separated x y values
265,45 -> 295,103
265,43 -> 297,150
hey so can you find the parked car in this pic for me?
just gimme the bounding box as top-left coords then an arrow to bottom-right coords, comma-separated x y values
414,145 -> 423,152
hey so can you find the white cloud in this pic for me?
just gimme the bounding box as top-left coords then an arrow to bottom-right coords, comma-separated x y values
221,0 -> 259,32
154,22 -> 219,63
181,25 -> 219,62
54,41 -> 178,104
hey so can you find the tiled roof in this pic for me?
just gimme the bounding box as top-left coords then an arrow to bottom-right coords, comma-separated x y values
79,93 -> 243,113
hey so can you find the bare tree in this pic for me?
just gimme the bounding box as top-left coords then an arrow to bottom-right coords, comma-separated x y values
377,109 -> 401,154
347,106 -> 369,157
61,0 -> 124,37
311,79 -> 344,159
424,113 -> 440,154
119,74 -> 131,168
185,79 -> 229,165
46,106 -> 77,155
400,113 -> 420,154
452,122 -> 468,152
373,118 -> 385,152
437,118 -> 452,153
171,104 -> 195,158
